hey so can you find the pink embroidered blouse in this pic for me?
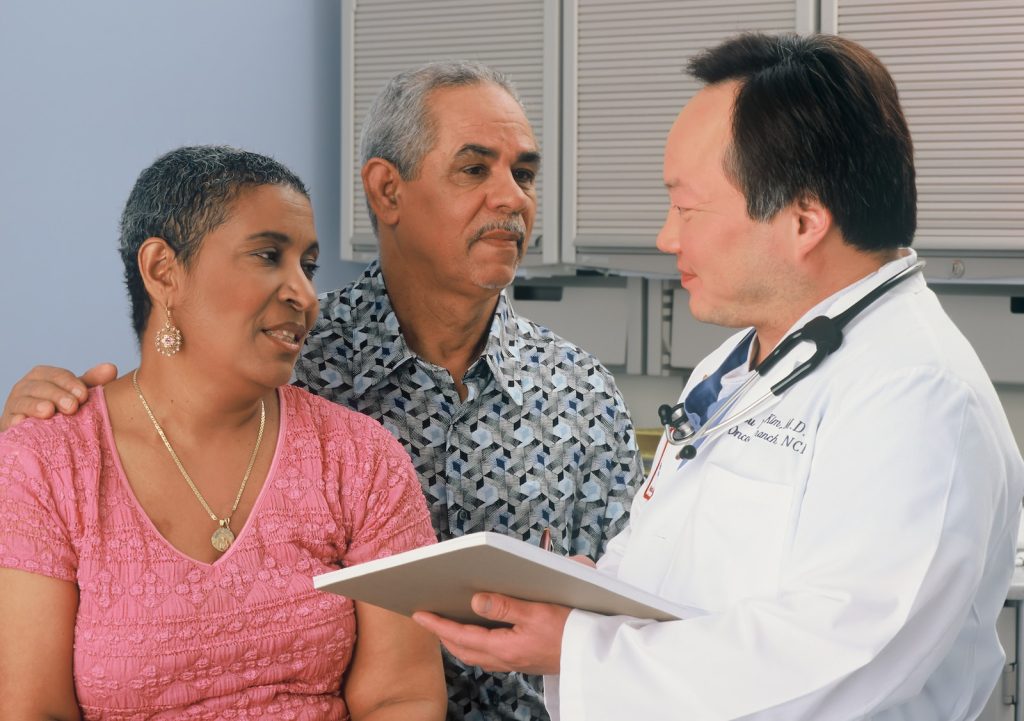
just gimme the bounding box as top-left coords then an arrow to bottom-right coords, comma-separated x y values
0,384 -> 436,720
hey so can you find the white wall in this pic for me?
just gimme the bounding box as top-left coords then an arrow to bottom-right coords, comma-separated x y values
0,0 -> 363,394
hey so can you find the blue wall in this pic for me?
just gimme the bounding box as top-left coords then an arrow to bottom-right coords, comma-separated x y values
0,1 -> 362,393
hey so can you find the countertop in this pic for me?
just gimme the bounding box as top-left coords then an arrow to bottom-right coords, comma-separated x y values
1008,565 -> 1024,602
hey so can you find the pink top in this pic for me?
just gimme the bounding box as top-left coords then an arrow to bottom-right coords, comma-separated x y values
0,384 -> 436,720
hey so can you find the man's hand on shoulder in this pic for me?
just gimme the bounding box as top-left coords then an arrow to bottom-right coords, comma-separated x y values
0,363 -> 117,432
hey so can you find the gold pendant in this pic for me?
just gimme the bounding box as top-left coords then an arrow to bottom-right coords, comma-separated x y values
211,524 -> 235,552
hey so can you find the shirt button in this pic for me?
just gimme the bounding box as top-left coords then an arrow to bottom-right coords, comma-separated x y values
457,509 -> 470,521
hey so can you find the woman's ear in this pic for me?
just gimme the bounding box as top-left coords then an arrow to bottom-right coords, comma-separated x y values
361,158 -> 402,229
137,237 -> 182,310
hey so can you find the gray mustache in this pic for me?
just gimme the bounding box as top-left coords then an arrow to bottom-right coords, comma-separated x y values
470,218 -> 527,246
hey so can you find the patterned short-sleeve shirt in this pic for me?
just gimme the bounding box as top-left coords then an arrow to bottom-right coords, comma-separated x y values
294,260 -> 643,721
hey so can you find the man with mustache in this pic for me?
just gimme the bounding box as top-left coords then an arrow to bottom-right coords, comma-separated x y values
293,62 -> 641,720
0,61 -> 643,721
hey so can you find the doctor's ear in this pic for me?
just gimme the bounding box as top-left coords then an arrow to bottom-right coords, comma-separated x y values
791,195 -> 833,257
137,237 -> 183,307
362,158 -> 402,227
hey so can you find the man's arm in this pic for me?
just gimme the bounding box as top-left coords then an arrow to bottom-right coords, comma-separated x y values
0,363 -> 117,431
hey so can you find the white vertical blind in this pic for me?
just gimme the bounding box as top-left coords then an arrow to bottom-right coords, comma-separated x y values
571,0 -> 800,255
834,0 -> 1024,252
346,0 -> 548,257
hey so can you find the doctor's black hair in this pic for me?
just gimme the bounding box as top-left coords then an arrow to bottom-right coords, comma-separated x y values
687,33 -> 916,251
118,145 -> 309,342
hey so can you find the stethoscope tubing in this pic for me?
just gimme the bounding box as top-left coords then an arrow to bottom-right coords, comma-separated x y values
661,260 -> 926,461
675,386 -> 779,458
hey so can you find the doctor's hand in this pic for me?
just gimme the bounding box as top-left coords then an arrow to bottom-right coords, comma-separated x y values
0,363 -> 118,432
412,593 -> 570,676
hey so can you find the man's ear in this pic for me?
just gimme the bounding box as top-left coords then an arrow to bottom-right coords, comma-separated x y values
137,237 -> 182,311
361,158 -> 402,228
792,194 -> 833,260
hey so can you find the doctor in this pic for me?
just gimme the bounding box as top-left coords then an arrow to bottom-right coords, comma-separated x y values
413,32 -> 1024,719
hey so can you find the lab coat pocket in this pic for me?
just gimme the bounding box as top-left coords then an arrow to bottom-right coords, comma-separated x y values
690,464 -> 793,606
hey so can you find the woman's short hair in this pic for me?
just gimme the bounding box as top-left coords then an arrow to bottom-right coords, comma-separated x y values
119,145 -> 309,340
688,33 -> 916,251
359,60 -> 523,235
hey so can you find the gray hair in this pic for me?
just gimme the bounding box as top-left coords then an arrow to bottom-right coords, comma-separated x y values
359,60 -> 524,234
119,145 -> 309,341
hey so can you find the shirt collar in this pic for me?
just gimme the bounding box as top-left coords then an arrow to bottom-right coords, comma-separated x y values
794,248 -> 921,331
474,290 -> 525,406
751,249 -> 922,384
342,260 -> 417,394
683,329 -> 755,428
348,259 -> 525,406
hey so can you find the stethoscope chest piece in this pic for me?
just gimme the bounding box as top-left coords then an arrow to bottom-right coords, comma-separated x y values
658,403 -> 701,460
658,403 -> 695,444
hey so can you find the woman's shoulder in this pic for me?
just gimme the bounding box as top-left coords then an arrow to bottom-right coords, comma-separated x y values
0,391 -> 107,470
280,384 -> 394,443
0,392 -> 108,564
278,386 -> 415,497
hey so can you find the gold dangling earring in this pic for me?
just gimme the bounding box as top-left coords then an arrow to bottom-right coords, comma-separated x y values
155,306 -> 183,356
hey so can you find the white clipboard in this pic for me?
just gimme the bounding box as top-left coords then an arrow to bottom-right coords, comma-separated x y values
313,532 -> 703,627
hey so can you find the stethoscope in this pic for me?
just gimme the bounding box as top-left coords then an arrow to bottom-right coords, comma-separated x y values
657,261 -> 925,461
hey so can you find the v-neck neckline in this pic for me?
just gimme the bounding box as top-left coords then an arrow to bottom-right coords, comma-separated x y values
95,384 -> 288,569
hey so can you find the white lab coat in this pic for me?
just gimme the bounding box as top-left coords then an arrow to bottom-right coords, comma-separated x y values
546,251 -> 1024,720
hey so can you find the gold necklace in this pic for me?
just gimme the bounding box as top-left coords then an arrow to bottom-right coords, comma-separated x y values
131,369 -> 266,552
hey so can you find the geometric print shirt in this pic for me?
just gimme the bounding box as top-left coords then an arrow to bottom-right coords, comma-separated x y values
294,260 -> 644,721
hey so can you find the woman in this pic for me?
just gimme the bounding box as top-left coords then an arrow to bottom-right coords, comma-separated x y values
0,146 -> 446,720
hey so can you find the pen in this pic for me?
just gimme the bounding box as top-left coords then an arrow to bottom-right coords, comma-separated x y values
540,527 -> 553,552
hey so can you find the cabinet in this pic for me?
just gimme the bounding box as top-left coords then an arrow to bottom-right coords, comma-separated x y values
510,274 -> 646,373
339,0 -> 813,272
978,602 -> 1019,721
932,289 -> 1024,385
824,0 -> 1024,278
341,0 -> 1023,282
563,0 -> 812,274
339,0 -> 560,266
